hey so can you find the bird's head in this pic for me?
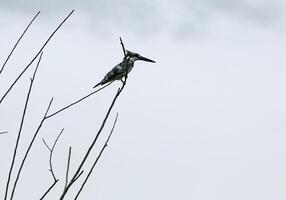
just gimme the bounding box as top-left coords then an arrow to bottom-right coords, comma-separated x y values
126,50 -> 155,63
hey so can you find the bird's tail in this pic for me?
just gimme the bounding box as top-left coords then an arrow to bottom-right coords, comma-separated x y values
93,82 -> 101,88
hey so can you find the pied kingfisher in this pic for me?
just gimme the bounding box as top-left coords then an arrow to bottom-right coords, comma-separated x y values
93,50 -> 155,88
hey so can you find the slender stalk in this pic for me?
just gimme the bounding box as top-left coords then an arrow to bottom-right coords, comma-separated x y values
0,11 -> 40,75
4,52 -> 43,200
39,179 -> 59,200
75,113 -> 119,199
10,98 -> 53,200
0,10 -> 74,105
45,82 -> 113,119
65,147 -> 72,189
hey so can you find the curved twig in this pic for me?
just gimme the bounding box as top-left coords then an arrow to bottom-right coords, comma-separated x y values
42,128 -> 64,182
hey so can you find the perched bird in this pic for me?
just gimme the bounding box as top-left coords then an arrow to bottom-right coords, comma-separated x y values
93,50 -> 155,88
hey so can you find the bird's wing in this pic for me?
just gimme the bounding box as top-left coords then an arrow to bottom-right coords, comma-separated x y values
101,64 -> 124,84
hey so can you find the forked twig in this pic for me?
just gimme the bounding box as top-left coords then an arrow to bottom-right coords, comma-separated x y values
75,113 -> 119,199
0,11 -> 40,75
42,128 -> 64,182
59,78 -> 127,200
39,129 -> 64,199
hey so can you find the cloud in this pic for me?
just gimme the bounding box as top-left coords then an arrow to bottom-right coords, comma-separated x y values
202,0 -> 286,26
0,0 -> 285,37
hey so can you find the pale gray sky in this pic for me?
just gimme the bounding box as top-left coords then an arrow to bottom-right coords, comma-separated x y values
1,1 -> 286,200
1,0 -> 285,37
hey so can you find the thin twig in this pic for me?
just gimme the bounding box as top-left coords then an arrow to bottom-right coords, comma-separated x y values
39,179 -> 59,200
42,139 -> 52,151
4,52 -> 43,200
75,113 -> 119,199
10,98 -> 53,200
0,11 -> 40,75
65,147 -> 72,189
73,170 -> 84,183
59,78 -> 127,200
0,10 -> 74,105
52,129 -> 64,149
45,81 -> 113,119
120,37 -> 126,57
42,128 -> 64,182
0,131 -> 8,134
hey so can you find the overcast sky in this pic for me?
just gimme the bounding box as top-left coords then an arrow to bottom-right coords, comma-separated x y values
1,1 -> 286,200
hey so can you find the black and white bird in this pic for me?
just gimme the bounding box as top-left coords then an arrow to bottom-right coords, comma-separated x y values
93,50 -> 155,88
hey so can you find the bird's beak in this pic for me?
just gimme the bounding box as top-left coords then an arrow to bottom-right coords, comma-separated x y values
138,55 -> 155,63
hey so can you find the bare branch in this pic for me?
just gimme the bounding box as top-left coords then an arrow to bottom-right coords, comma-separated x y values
9,98 -> 54,200
39,179 -> 59,200
65,147 -> 72,189
75,113 -> 119,199
59,78 -> 127,200
120,37 -> 126,57
0,131 -> 8,134
4,52 -> 43,200
42,129 -> 64,182
45,81 -> 113,119
0,10 -> 74,105
0,11 -> 40,75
